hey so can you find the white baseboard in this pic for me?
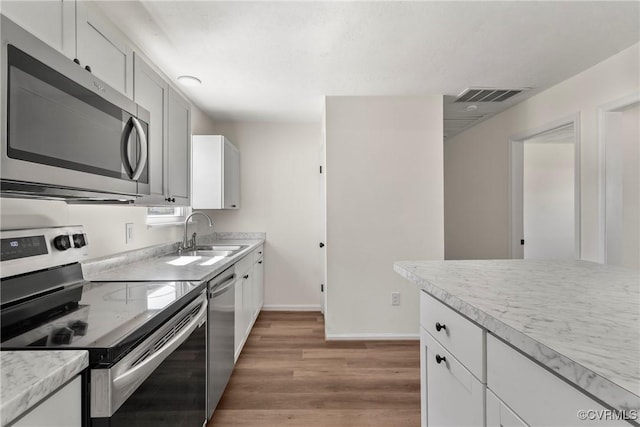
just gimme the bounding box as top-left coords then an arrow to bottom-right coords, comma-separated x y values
325,332 -> 419,341
261,304 -> 322,311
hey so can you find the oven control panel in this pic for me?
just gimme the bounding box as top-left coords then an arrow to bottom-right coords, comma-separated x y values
0,226 -> 89,279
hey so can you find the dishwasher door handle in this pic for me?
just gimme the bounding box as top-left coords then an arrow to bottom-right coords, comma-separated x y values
210,275 -> 236,298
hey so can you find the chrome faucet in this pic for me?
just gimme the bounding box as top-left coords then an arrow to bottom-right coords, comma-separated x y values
179,211 -> 213,254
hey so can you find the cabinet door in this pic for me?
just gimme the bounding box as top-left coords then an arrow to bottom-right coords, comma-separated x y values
421,328 -> 484,427
13,376 -> 82,427
242,272 -> 253,336
487,389 -> 529,427
167,87 -> 191,205
1,0 -> 75,58
234,280 -> 244,362
223,138 -> 240,209
76,1 -> 134,98
254,257 -> 264,317
133,54 -> 168,205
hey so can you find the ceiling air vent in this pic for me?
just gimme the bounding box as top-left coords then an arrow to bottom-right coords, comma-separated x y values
455,88 -> 528,103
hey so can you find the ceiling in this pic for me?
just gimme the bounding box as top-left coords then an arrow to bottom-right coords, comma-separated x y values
94,1 -> 640,138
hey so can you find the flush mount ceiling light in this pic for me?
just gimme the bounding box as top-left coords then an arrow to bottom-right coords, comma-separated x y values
177,75 -> 201,86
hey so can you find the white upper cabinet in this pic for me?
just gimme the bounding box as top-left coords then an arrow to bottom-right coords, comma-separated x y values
192,135 -> 241,210
1,0 -> 75,57
75,1 -> 134,98
167,87 -> 191,205
133,54 -> 169,206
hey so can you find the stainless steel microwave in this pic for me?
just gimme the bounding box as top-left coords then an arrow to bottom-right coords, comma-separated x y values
1,15 -> 150,202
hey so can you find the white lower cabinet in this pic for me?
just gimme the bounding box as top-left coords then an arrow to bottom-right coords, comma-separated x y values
487,334 -> 629,426
421,328 -> 484,427
486,389 -> 528,427
419,291 -> 630,427
13,376 -> 81,427
233,246 -> 265,363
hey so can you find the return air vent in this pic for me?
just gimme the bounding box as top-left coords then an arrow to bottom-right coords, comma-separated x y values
455,88 -> 528,103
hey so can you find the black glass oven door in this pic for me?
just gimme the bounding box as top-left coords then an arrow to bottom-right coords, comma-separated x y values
91,321 -> 206,427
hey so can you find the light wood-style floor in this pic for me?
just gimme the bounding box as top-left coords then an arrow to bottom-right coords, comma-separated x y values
208,311 -> 421,427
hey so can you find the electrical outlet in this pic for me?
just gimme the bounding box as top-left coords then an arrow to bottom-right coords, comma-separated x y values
391,292 -> 400,306
125,223 -> 134,244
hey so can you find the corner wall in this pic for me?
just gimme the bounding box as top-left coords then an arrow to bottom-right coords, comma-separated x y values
192,118 -> 323,310
444,43 -> 639,261
324,96 -> 444,338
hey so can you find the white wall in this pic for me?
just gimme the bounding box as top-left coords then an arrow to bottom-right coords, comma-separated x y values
324,96 -> 444,338
444,43 -> 640,261
605,102 -> 640,269
192,118 -> 323,310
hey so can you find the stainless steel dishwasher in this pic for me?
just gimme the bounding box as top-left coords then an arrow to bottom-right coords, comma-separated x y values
207,265 -> 237,419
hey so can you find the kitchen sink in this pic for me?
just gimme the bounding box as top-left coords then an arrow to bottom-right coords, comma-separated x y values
195,245 -> 246,252
175,245 -> 248,258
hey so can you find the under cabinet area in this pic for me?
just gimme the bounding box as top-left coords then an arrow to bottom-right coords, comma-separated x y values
192,135 -> 241,210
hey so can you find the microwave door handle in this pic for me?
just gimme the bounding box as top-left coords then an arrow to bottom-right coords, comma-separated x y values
130,117 -> 148,181
120,118 -> 135,178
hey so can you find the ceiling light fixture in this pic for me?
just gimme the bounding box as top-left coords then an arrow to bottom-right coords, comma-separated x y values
466,105 -> 478,112
177,75 -> 201,87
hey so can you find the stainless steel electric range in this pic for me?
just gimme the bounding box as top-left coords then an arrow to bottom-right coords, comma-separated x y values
0,226 -> 208,427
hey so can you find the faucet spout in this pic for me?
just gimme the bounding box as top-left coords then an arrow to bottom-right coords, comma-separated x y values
180,211 -> 213,253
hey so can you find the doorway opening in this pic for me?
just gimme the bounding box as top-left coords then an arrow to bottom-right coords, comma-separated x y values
599,93 -> 639,269
510,116 -> 581,259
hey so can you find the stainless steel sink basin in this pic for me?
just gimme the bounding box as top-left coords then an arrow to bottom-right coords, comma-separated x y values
175,245 -> 248,258
195,245 -> 246,252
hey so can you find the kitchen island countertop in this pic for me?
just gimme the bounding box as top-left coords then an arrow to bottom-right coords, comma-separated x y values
394,259 -> 639,414
0,350 -> 89,426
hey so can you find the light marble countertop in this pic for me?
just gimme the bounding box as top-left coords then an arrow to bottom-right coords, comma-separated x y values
0,350 -> 88,426
394,259 -> 640,413
84,233 -> 265,282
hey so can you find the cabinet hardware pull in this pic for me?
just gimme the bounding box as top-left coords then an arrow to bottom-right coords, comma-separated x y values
435,322 -> 447,332
319,242 -> 325,248
258,261 -> 262,264
243,274 -> 249,279
435,354 -> 446,364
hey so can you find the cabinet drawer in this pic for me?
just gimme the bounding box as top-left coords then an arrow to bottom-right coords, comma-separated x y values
420,291 -> 485,381
487,334 -> 629,426
422,328 -> 484,427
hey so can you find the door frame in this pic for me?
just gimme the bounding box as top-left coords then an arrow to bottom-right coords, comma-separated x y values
597,92 -> 640,263
508,114 -> 581,259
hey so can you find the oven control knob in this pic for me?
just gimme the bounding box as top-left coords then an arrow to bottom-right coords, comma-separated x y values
51,327 -> 74,345
68,320 -> 88,336
72,233 -> 87,248
53,235 -> 72,251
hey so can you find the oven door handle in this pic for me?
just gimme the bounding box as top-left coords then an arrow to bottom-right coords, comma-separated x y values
112,296 -> 207,390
